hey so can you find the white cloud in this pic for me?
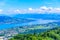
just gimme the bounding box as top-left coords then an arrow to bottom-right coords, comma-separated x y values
0,9 -> 3,13
40,6 -> 48,10
14,9 -> 21,13
28,8 -> 33,11
38,6 -> 60,13
4,6 -> 60,14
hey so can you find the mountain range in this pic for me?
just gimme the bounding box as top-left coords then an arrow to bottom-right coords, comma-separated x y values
13,13 -> 60,20
0,15 -> 35,24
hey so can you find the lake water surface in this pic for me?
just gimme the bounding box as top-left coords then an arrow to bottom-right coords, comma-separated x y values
0,19 -> 59,30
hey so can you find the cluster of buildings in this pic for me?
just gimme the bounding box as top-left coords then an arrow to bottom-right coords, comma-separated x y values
0,36 -> 8,40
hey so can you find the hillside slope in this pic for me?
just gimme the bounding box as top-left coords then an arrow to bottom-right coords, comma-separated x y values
0,15 -> 34,24
9,27 -> 60,40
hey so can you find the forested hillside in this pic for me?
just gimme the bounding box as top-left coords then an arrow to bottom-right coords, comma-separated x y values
9,27 -> 60,40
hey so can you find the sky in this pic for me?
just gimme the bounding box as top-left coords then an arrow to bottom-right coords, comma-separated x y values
0,0 -> 60,14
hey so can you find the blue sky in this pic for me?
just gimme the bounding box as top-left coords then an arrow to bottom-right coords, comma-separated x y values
0,0 -> 60,14
1,0 -> 60,9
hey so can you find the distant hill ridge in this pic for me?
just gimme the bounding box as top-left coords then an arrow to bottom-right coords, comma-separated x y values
0,15 -> 35,24
13,14 -> 60,20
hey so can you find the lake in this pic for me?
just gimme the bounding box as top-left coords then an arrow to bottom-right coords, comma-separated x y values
0,19 -> 59,30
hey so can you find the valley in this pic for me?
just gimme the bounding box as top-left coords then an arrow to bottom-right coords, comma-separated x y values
0,14 -> 60,40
